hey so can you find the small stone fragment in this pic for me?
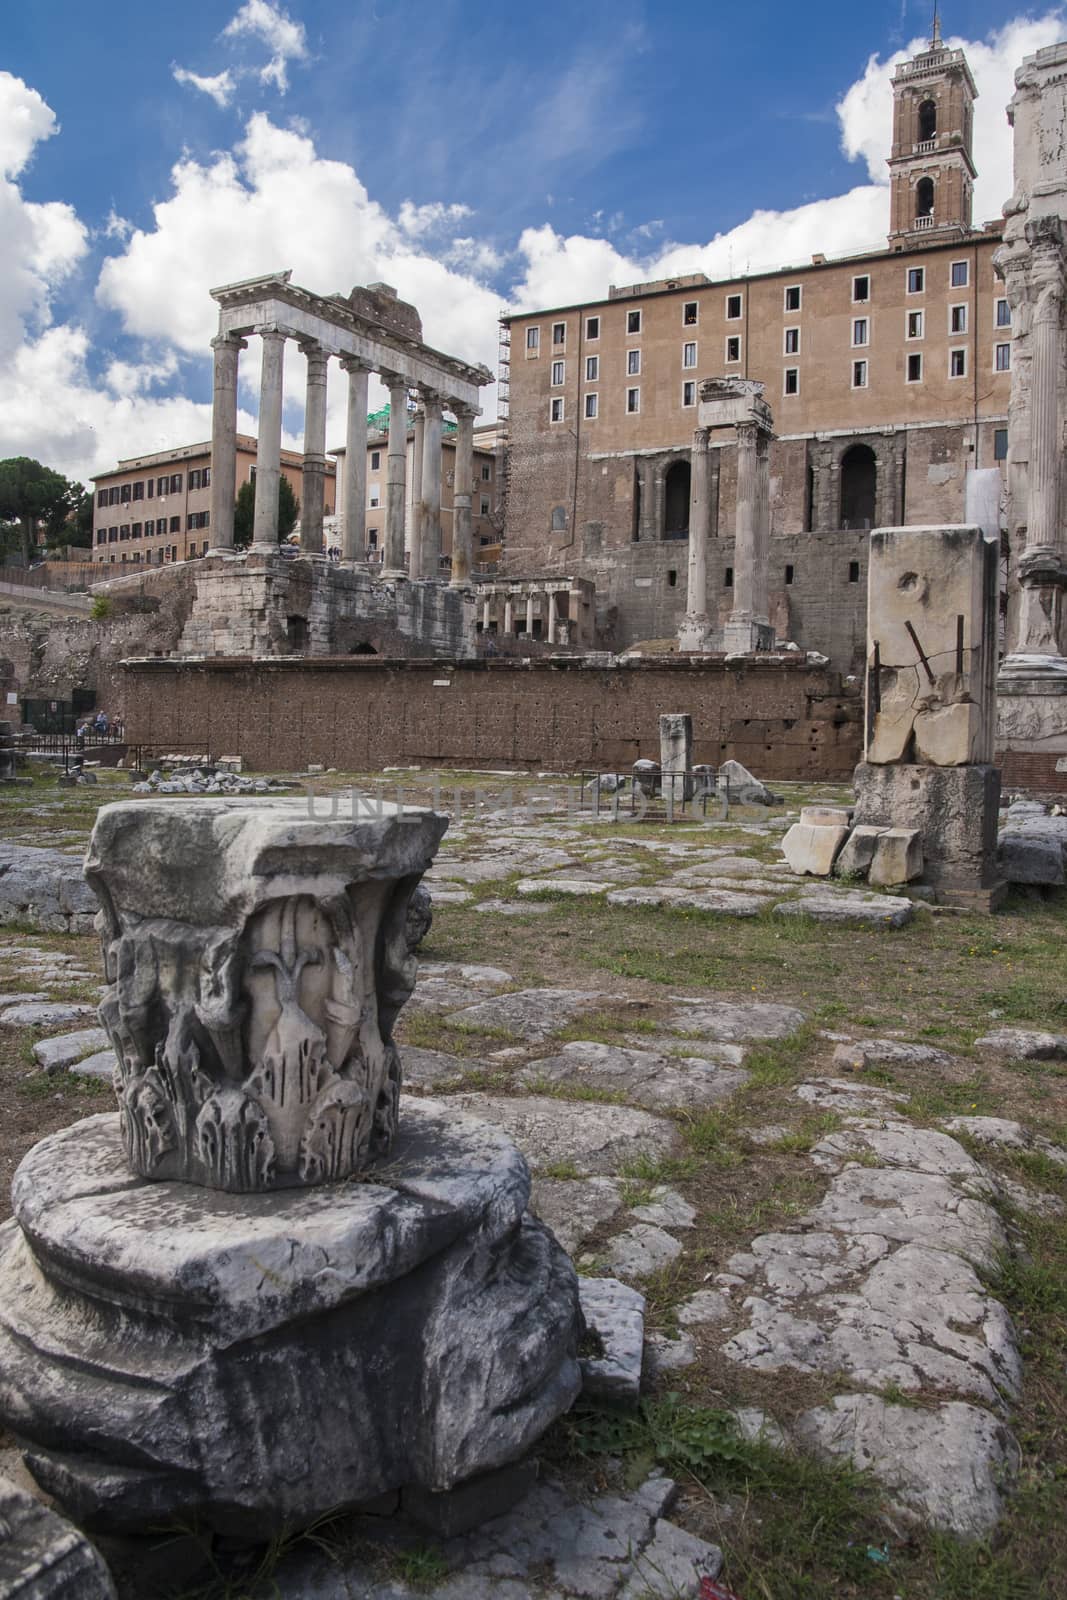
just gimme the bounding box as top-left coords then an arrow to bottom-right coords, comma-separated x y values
677,1289 -> 732,1327
605,1224 -> 683,1279
578,1277 -> 646,1404
973,1027 -> 1067,1060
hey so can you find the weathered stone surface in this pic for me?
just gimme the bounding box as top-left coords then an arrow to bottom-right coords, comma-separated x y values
998,833 -> 1065,886
451,989 -> 613,1042
773,893 -> 914,928
515,878 -> 611,898
521,1042 -> 748,1111
70,1051 -> 119,1082
405,883 -> 433,950
400,1047 -> 476,1090
471,899 -> 553,917
605,886 -> 768,916
645,1331 -> 697,1375
32,1028 -> 111,1074
84,797 -> 447,1192
531,1177 -> 624,1255
677,1289 -> 732,1327
578,1277 -> 646,1403
0,843 -> 99,936
806,1167 -> 1008,1271
868,828 -> 923,887
664,998 -> 805,1042
717,759 -> 778,805
810,1123 -> 987,1183
833,825 -> 886,879
604,1225 -> 683,1279
781,821 -> 848,877
794,1078 -> 909,1114
830,1038 -> 954,1071
799,805 -> 852,828
944,1116 -> 1067,1168
794,1395 -> 1019,1538
630,1187 -> 697,1229
0,1002 -> 96,1029
449,1093 -> 676,1176
0,1103 -> 582,1538
853,763 -> 1004,911
0,1472 -> 117,1599
974,1027 -> 1067,1060
420,962 -> 513,989
0,993 -> 49,1007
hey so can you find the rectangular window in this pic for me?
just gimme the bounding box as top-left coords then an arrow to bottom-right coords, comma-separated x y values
626,387 -> 640,414
907,309 -> 924,339
951,260 -> 969,288
369,489 -> 380,508
852,317 -> 869,346
627,349 -> 641,376
202,467 -> 210,488
852,274 -> 870,302
551,360 -> 565,386
97,490 -> 107,507
683,301 -> 698,325
852,359 -> 868,388
132,522 -> 142,537
907,267 -> 925,294
682,341 -> 697,368
784,284 -> 801,311
96,529 -> 105,545
108,527 -> 117,542
108,486 -> 119,505
170,515 -> 180,532
785,563 -> 794,585
186,514 -> 196,531
132,480 -> 144,500
370,450 -> 380,470
994,427 -> 1008,461
526,327 -> 540,351
552,321 -> 566,346
120,524 -> 129,540
726,293 -> 742,319
170,474 -> 182,492
120,483 -> 131,503
682,380 -> 696,407
724,566 -> 733,588
627,309 -> 642,334
144,519 -> 154,536
480,498 -> 491,515
585,355 -> 599,381
584,392 -> 598,419
157,477 -> 168,496
549,397 -> 563,423
586,315 -> 600,339
995,343 -> 1011,371
725,335 -> 741,362
188,470 -> 200,490
907,352 -> 923,383
147,479 -> 154,498
784,327 -> 799,354
950,348 -> 967,378
784,367 -> 799,396
950,304 -> 968,334
848,560 -> 860,583
481,464 -> 492,480
995,298 -> 1010,328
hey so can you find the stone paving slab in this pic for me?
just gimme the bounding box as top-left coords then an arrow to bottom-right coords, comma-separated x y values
605,887 -> 769,917
973,1027 -> 1067,1060
665,998 -> 806,1042
449,1094 -> 677,1176
830,1039 -> 956,1072
0,1000 -> 97,1029
32,1027 -> 110,1073
604,1224 -> 684,1279
450,989 -> 621,1042
531,1177 -> 624,1255
515,878 -> 612,898
70,1050 -> 118,1081
520,1041 -> 749,1111
471,900 -> 554,917
773,894 -> 914,928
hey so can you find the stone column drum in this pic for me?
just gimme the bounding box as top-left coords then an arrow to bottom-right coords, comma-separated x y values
0,798 -> 582,1539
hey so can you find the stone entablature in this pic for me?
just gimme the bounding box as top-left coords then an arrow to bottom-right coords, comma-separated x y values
208,272 -> 491,585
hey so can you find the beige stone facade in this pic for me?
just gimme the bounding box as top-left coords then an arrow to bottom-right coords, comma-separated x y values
91,436 -> 332,566
498,26 -> 1013,661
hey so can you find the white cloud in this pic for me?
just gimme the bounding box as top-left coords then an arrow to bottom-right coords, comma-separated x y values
222,0 -> 308,93
172,66 -> 236,108
0,70 -> 56,178
397,200 -> 474,237
103,209 -> 133,241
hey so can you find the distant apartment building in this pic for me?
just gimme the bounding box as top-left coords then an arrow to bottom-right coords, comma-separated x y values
90,435 -> 335,565
497,22 -> 1013,662
331,419 -> 500,570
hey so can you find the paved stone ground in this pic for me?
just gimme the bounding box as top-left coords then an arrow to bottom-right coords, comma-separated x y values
3,769 -> 1067,1598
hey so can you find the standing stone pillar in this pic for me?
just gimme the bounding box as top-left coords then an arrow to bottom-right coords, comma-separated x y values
659,713 -> 693,811
723,421 -> 760,652
753,430 -> 771,628
209,334 -> 244,551
300,343 -> 329,555
547,590 -> 558,645
482,596 -> 492,631
341,358 -> 371,563
503,595 -> 514,634
252,328 -> 286,550
526,593 -> 536,637
409,405 -> 426,579
450,404 -> 476,588
419,393 -> 444,581
382,373 -> 409,576
678,428 -> 713,651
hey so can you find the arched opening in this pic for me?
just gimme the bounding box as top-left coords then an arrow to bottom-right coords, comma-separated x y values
286,614 -> 309,652
915,176 -> 934,220
840,445 -> 877,530
663,460 -> 691,540
918,99 -> 937,141
349,641 -> 377,655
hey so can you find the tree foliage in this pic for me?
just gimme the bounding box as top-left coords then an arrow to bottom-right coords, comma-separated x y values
0,457 -> 86,564
233,475 -> 300,549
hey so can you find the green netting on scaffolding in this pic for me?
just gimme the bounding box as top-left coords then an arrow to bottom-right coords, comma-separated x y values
366,403 -> 458,433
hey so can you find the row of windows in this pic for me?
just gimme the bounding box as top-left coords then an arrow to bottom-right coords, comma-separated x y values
367,447 -> 492,482
95,544 -> 212,565
94,512 -> 211,544
96,468 -> 210,507
525,261 -> 985,352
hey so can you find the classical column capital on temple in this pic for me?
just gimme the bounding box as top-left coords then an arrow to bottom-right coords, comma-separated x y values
211,332 -> 248,355
300,340 -> 330,374
736,419 -> 761,452
340,353 -> 374,376
419,388 -> 445,418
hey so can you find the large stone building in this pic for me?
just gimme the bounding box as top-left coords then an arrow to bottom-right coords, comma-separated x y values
498,21 -> 1012,667
91,436 -> 334,566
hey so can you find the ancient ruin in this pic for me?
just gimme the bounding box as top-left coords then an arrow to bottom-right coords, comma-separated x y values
0,796 -> 584,1539
996,42 -> 1067,782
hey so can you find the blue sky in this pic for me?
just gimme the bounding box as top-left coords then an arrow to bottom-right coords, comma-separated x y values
2,1 -> 1064,481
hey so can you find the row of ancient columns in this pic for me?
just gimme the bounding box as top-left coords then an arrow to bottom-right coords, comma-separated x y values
481,587 -> 563,644
208,328 -> 478,586
679,420 -> 772,652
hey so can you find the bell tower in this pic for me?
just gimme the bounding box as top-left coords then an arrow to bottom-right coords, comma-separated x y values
887,12 -> 978,248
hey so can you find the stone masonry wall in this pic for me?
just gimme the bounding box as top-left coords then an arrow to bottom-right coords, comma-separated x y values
121,656 -> 863,779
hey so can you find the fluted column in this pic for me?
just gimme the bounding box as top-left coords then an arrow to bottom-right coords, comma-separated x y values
252,328 -> 286,550
681,429 -> 710,640
209,334 -> 244,551
419,393 -> 444,580
409,405 -> 426,578
450,404 -> 476,588
547,590 -> 558,645
382,373 -> 409,576
300,343 -> 329,555
341,358 -> 371,563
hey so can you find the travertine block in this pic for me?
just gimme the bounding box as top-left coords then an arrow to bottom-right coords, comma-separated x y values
782,822 -> 848,877
869,828 -> 923,887
834,824 -> 887,878
854,763 -> 1005,911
